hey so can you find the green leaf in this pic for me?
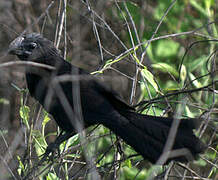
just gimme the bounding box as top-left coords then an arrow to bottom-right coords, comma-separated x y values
32,130 -> 47,157
190,0 -> 208,17
19,105 -> 30,129
189,73 -> 203,88
145,43 -> 155,62
122,166 -> 147,180
17,155 -> 26,175
67,134 -> 79,146
123,159 -> 132,168
180,64 -> 187,84
156,40 -> 180,58
60,134 -> 79,153
188,55 -> 207,72
185,106 -> 195,118
42,111 -> 51,127
152,62 -> 179,77
194,158 -> 207,166
46,173 -> 59,180
141,68 -> 159,92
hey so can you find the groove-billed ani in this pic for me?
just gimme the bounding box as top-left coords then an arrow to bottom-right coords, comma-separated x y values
8,33 -> 205,163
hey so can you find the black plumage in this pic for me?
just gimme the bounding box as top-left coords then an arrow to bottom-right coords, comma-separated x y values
8,33 -> 205,163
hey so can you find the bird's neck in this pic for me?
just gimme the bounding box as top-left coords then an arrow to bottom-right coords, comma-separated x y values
25,72 -> 49,103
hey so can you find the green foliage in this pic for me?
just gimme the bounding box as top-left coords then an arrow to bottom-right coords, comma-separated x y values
19,105 -> 30,129
120,166 -> 147,180
46,173 -> 59,180
141,68 -> 159,92
152,62 -> 179,77
32,130 -> 47,157
17,155 -> 27,176
156,40 -> 180,59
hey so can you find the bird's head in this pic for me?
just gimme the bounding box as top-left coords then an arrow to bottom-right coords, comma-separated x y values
8,33 -> 60,62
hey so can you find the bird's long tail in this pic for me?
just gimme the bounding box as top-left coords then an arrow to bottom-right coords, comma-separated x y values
104,110 -> 206,164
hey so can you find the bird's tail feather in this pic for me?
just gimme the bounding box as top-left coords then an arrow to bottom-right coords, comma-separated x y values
104,110 -> 206,164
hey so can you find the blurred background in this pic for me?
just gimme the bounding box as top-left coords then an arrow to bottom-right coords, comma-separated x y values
0,0 -> 217,179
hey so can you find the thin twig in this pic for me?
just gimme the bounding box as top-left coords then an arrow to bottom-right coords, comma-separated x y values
0,61 -> 55,70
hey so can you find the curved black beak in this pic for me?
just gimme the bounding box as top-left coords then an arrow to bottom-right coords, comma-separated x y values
8,36 -> 24,55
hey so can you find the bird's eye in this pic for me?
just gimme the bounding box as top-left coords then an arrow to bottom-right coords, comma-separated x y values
28,42 -> 37,49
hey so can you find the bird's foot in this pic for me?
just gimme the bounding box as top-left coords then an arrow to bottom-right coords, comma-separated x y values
40,131 -> 75,162
42,142 -> 61,161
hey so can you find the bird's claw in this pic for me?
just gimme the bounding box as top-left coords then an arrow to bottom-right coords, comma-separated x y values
41,142 -> 61,161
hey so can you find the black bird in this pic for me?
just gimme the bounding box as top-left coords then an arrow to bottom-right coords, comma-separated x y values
8,33 -> 205,164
